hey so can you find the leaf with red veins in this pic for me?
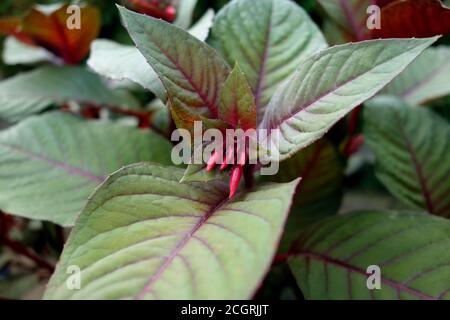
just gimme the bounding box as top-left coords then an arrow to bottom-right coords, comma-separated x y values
371,0 -> 450,39
219,64 -> 257,131
120,6 -> 230,122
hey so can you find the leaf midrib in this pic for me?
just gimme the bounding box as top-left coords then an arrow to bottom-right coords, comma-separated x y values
393,110 -> 435,214
254,0 -> 273,118
263,45 -> 421,133
133,18 -> 221,117
0,142 -> 104,183
296,250 -> 437,300
135,195 -> 229,299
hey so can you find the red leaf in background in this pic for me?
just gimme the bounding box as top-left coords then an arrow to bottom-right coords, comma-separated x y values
0,16 -> 21,35
21,4 -> 101,64
126,0 -> 177,22
0,16 -> 34,44
0,4 -> 100,64
371,0 -> 450,38
374,0 -> 397,7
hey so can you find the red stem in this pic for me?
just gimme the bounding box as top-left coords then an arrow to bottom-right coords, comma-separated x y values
0,212 -> 55,272
1,237 -> 55,272
99,104 -> 170,139
344,105 -> 363,157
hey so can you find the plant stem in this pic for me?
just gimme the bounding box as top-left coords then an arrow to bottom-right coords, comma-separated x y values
1,237 -> 55,272
100,104 -> 171,139
344,105 -> 362,156
0,212 -> 55,272
243,165 -> 255,189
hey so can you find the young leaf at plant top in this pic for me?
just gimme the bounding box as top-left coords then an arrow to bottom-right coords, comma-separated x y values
364,96 -> 450,217
219,64 -> 257,131
118,5 -> 230,131
44,163 -> 299,299
289,211 -> 450,300
371,0 -> 450,39
0,4 -> 101,64
88,9 -> 215,103
263,138 -> 344,251
209,0 -> 327,120
381,46 -> 450,105
181,65 -> 257,193
0,112 -> 173,226
0,66 -> 128,123
260,37 -> 438,162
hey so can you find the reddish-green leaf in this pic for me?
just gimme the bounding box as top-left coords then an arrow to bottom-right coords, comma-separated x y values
264,139 -> 344,251
44,163 -> 299,299
210,0 -> 327,121
118,6 -> 230,132
371,0 -> 450,38
260,37 -> 437,161
364,96 -> 450,217
318,0 -> 396,41
219,64 -> 257,130
289,211 -> 450,300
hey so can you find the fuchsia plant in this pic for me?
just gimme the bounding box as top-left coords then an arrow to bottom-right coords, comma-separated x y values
0,0 -> 450,301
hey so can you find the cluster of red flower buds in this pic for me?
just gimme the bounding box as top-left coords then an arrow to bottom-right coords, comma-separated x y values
205,143 -> 247,199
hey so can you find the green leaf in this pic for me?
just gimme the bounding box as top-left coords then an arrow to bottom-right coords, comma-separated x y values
0,66 -> 124,122
2,36 -> 53,65
0,112 -> 173,226
363,96 -> 450,217
87,39 -> 167,102
289,210 -> 450,300
219,64 -> 256,130
0,274 -> 42,300
44,163 -> 299,299
209,0 -> 327,120
264,139 -> 344,251
118,6 -> 230,122
260,37 -> 438,162
87,9 -> 215,102
188,9 -> 215,41
180,163 -> 225,183
381,47 -> 450,105
173,0 -> 198,29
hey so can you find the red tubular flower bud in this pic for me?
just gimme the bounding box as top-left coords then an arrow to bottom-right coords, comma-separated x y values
206,150 -> 219,172
229,165 -> 243,199
221,145 -> 234,170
